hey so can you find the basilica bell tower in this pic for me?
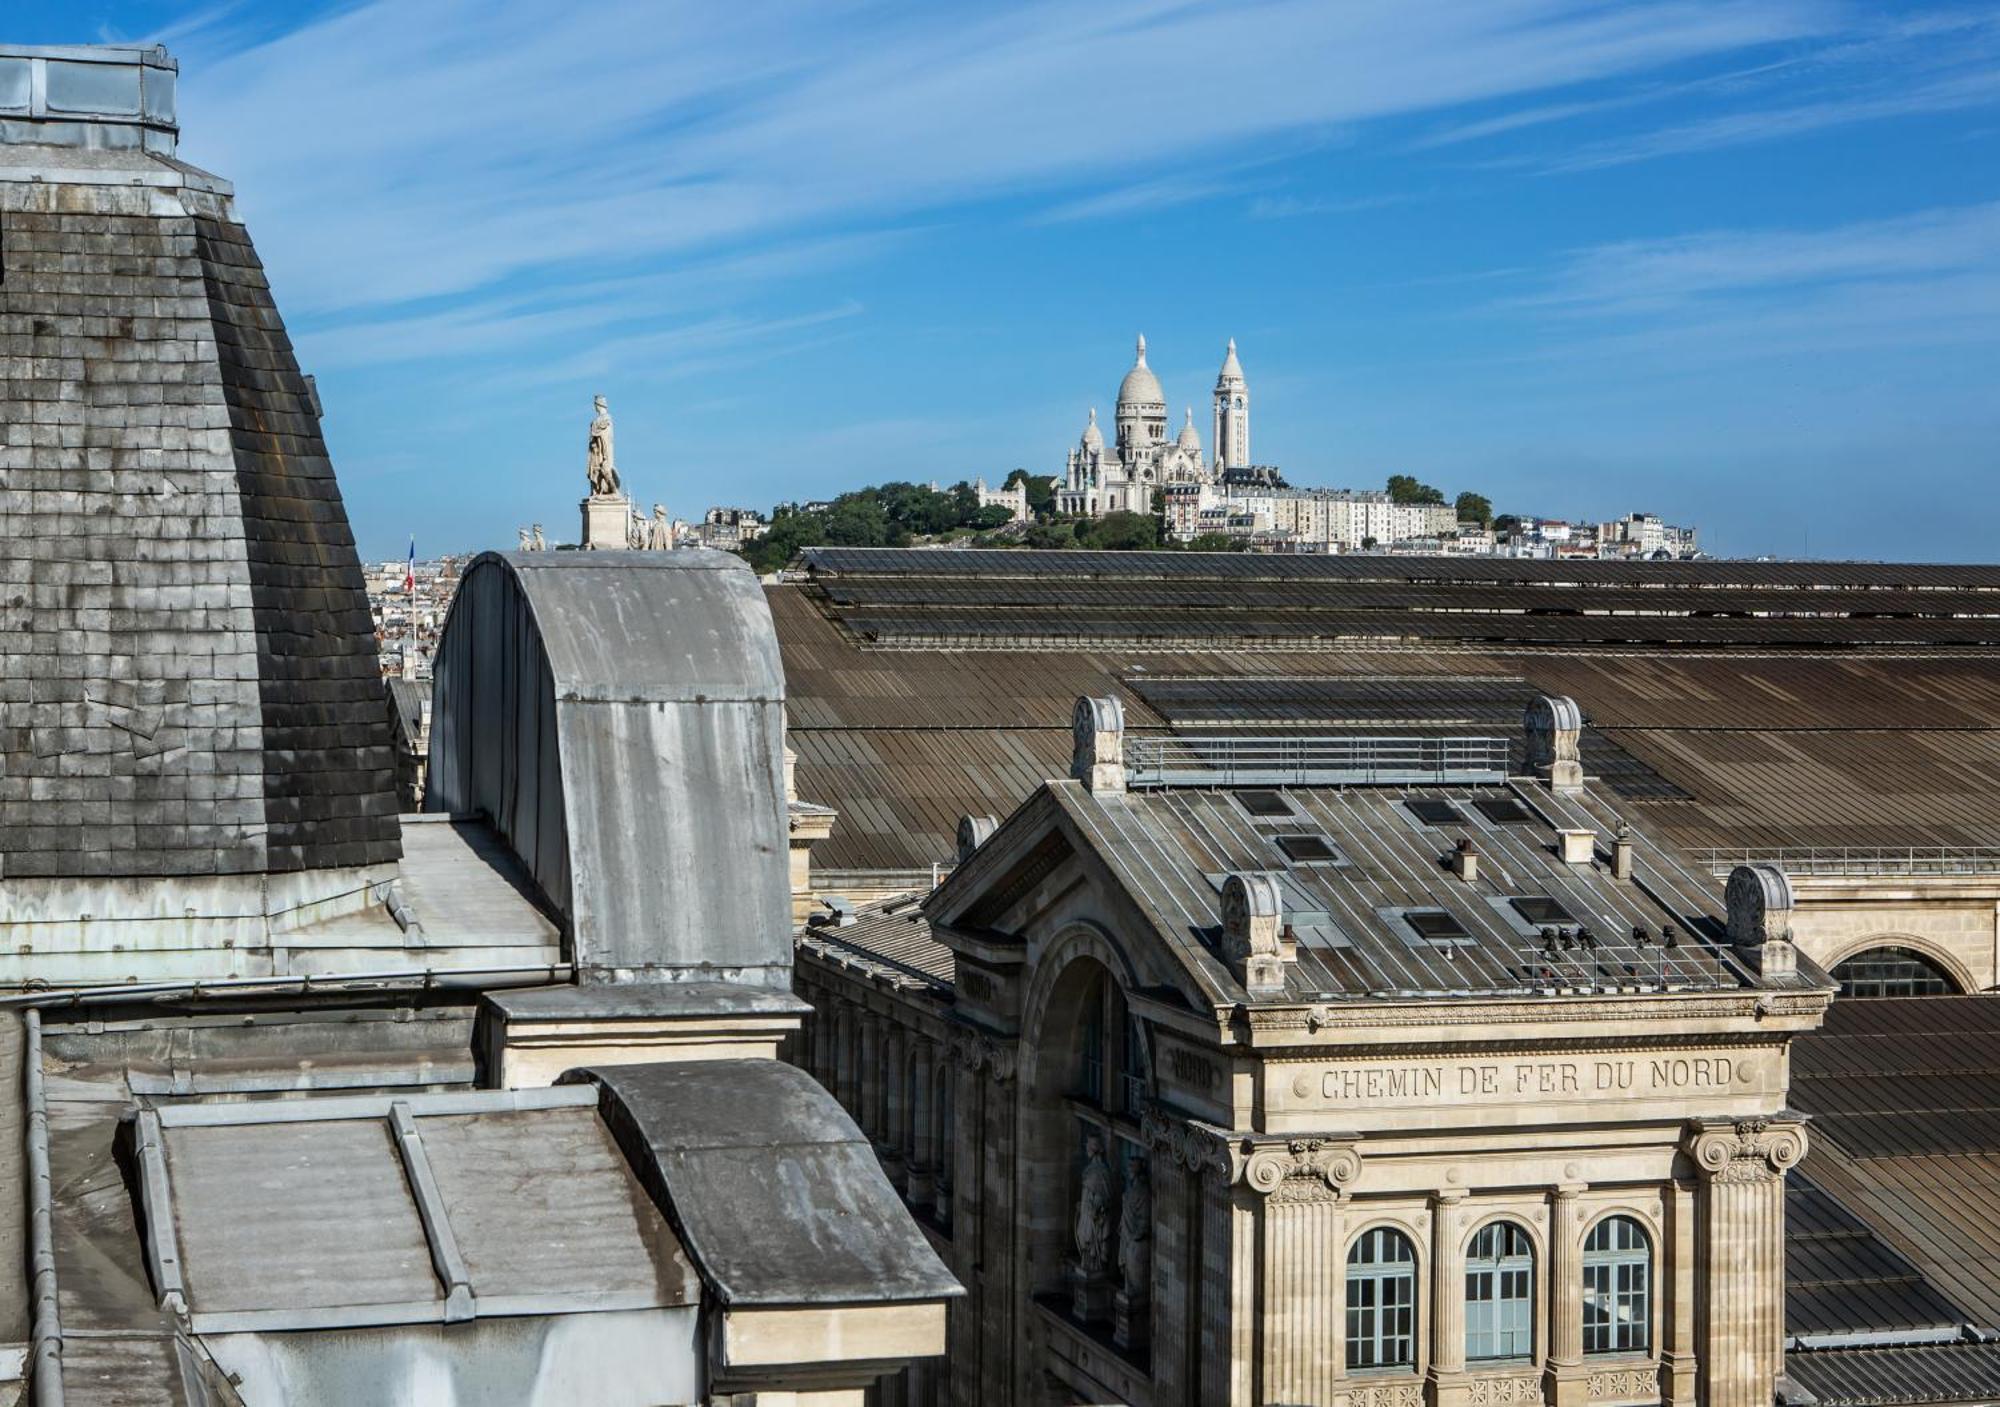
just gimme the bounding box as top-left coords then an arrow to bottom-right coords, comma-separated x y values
1212,338 -> 1249,469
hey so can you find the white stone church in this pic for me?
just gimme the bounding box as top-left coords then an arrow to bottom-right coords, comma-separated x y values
1057,335 -> 1253,517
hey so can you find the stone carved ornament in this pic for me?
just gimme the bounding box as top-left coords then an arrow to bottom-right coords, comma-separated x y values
1725,864 -> 1795,947
1688,1116 -> 1806,1183
1071,694 -> 1125,780
1523,693 -> 1582,768
946,1025 -> 1016,1084
1243,1136 -> 1363,1203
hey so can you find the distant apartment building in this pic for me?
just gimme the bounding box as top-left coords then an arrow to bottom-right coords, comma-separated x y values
689,506 -> 770,550
1164,483 -> 1458,550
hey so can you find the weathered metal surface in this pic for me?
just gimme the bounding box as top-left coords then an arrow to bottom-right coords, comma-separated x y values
201,1306 -> 701,1407
481,980 -> 807,1023
569,1060 -> 962,1308
429,553 -> 793,985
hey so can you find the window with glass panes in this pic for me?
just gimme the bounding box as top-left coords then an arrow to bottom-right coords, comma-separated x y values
1582,1216 -> 1651,1355
1831,946 -> 1956,998
1465,1221 -> 1534,1361
1345,1227 -> 1417,1370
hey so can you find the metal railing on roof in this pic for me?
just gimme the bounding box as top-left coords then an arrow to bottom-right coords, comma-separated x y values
1125,734 -> 1510,788
1692,846 -> 2000,878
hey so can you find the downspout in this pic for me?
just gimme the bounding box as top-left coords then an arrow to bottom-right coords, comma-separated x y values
24,1007 -> 63,1406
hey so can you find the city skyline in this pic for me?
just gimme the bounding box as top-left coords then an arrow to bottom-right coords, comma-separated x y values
20,0 -> 2000,562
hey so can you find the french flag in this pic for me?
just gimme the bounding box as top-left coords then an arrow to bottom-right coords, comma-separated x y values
404,538 -> 416,594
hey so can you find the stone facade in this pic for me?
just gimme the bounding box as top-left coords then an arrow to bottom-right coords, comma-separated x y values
789,698 -> 1836,1407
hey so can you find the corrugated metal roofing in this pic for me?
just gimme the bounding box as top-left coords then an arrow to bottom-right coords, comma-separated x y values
1792,997 -> 2000,1331
1784,1341 -> 2000,1405
770,551 -> 2000,872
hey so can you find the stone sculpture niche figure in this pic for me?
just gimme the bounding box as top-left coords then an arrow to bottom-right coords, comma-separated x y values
1117,1159 -> 1152,1295
586,394 -> 619,497
1075,1134 -> 1113,1275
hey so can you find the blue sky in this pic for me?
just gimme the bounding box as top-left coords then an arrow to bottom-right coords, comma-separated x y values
17,1 -> 2000,561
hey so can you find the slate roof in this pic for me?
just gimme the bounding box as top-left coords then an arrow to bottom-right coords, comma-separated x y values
771,552 -> 2000,873
0,117 -> 398,880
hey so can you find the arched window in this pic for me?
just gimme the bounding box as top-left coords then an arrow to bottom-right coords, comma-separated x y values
1465,1221 -> 1534,1361
1832,946 -> 1956,998
1346,1227 -> 1417,1370
1582,1216 -> 1651,1356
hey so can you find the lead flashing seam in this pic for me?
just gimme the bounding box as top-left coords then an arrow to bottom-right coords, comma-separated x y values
24,1009 -> 63,1407
153,1082 -> 596,1128
389,1101 -> 474,1322
132,1109 -> 187,1316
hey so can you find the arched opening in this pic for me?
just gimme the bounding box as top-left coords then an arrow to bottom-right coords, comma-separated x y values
1019,951 -> 1152,1322
1346,1226 -> 1418,1370
1582,1215 -> 1652,1357
1466,1220 -> 1535,1363
1831,946 -> 1961,998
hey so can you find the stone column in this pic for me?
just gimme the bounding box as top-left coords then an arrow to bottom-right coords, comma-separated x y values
933,1055 -> 954,1232
833,1004 -> 856,1112
908,1036 -> 936,1215
1686,1118 -> 1806,1407
1663,1179 -> 1701,1406
859,1012 -> 883,1145
883,1023 -> 909,1189
1428,1189 -> 1468,1401
1544,1182 -> 1587,1405
1246,1139 -> 1360,1407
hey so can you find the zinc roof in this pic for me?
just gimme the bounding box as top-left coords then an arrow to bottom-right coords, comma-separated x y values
1036,777 -> 1744,1003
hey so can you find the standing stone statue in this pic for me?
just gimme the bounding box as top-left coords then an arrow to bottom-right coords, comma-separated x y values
1117,1159 -> 1152,1296
649,504 -> 671,549
531,524 -> 545,551
518,527 -> 533,551
1075,1135 -> 1113,1275
586,394 -> 619,497
626,509 -> 646,550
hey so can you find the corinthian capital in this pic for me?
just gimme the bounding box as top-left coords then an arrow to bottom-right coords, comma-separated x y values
1685,1115 -> 1807,1182
1241,1135 -> 1363,1203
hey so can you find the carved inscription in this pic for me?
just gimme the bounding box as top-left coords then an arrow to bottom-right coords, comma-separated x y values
1301,1052 -> 1764,1110
1166,1046 -> 1219,1091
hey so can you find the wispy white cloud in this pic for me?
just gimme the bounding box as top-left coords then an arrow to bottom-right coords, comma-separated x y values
1247,191 -> 1421,220
1497,202 -> 2000,366
171,0 -> 1837,344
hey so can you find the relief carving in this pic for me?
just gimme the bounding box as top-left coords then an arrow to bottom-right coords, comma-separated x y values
1467,1375 -> 1541,1404
1585,1365 -> 1660,1400
1348,1383 -> 1423,1407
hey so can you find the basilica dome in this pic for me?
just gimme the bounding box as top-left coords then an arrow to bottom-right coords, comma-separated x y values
1116,334 -> 1166,411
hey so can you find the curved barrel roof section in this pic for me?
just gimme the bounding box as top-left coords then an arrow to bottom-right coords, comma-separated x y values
430,552 -> 792,984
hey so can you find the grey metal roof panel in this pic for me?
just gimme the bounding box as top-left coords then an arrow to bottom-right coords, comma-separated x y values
505,550 -> 784,705
1033,779 -> 1739,1002
152,1093 -> 698,1329
569,1059 -> 962,1307
430,554 -> 793,982
417,1107 -> 699,1307
1784,1342 -> 2000,1405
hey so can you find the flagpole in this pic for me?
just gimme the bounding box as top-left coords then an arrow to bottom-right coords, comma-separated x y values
405,539 -> 418,682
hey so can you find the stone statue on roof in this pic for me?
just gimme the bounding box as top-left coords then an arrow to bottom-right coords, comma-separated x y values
586,394 -> 619,497
649,503 -> 671,549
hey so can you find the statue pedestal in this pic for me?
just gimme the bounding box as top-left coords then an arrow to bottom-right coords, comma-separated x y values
1113,1287 -> 1148,1352
580,493 -> 631,551
1069,1263 -> 1114,1324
